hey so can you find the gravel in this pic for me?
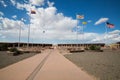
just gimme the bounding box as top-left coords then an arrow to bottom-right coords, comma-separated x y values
64,49 -> 120,80
0,51 -> 37,69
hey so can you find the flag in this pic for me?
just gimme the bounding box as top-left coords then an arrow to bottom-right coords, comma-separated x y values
106,22 -> 114,28
31,10 -> 36,14
82,21 -> 87,25
76,14 -> 84,19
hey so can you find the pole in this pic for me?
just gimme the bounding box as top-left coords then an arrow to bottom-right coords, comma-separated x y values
82,23 -> 84,48
27,10 -> 31,48
27,17 -> 30,48
76,18 -> 78,49
18,21 -> 22,48
32,28 -> 34,47
105,23 -> 108,45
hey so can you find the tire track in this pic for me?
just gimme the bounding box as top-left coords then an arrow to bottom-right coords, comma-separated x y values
26,50 -> 52,80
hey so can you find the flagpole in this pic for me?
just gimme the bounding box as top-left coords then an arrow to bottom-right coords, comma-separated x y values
27,4 -> 32,48
18,19 -> 22,48
27,14 -> 31,48
76,14 -> 84,49
76,16 -> 79,49
32,29 -> 34,47
105,22 -> 108,45
82,23 -> 84,48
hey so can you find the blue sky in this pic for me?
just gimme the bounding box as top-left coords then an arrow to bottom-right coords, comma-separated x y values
0,0 -> 120,44
51,0 -> 120,32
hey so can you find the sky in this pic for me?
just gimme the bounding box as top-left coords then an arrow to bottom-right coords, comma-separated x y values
0,0 -> 120,44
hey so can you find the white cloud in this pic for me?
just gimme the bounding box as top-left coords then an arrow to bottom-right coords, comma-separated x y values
0,12 -> 4,17
0,0 -> 7,7
0,2 -> 77,42
1,0 -> 119,44
16,2 -> 31,10
21,18 -> 26,22
0,18 -> 26,30
12,15 -> 17,19
30,0 -> 44,6
28,6 -> 78,40
108,30 -> 120,34
10,0 -> 29,10
16,2 -> 24,10
90,30 -> 120,43
95,18 -> 109,25
47,1 -> 54,7
10,0 -> 16,6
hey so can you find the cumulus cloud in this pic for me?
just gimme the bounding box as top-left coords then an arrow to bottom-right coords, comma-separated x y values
1,0 -> 119,44
90,30 -> 120,43
30,0 -> 44,6
0,0 -> 7,7
47,1 -> 54,7
0,17 -> 26,30
10,0 -> 29,10
108,30 -> 120,34
0,0 -> 78,43
10,0 -> 16,6
29,5 -> 77,33
95,18 -> 109,25
28,6 -> 77,40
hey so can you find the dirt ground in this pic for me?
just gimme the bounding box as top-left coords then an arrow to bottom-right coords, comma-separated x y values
0,51 -> 37,69
64,49 -> 120,80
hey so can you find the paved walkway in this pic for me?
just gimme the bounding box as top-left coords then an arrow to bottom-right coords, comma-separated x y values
0,49 -> 94,80
0,50 -> 51,80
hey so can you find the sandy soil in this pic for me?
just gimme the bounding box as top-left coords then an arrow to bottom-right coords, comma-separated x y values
0,51 -> 37,69
64,49 -> 120,80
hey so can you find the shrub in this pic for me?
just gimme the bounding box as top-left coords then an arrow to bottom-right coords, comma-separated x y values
0,44 -> 8,51
9,47 -> 18,52
89,45 -> 101,50
85,47 -> 89,50
9,48 -> 23,56
89,45 -> 96,50
13,50 -> 22,56
95,46 -> 101,50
